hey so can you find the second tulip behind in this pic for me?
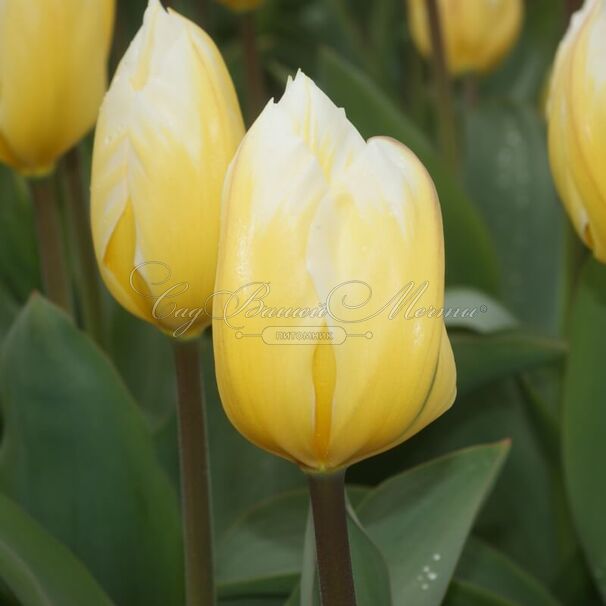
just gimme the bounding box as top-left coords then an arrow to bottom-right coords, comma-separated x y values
92,0 -> 244,338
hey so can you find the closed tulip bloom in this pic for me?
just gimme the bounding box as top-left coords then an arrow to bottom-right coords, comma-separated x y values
91,0 -> 244,337
547,0 -> 606,261
217,0 -> 263,13
213,72 -> 456,471
0,0 -> 115,174
407,0 -> 523,76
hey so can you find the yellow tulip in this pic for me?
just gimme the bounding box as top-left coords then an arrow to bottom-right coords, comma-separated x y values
213,72 -> 456,471
406,0 -> 524,76
547,0 -> 606,262
217,0 -> 263,13
91,0 -> 244,338
0,0 -> 115,175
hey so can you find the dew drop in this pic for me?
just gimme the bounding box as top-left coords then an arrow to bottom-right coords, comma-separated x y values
432,553 -> 441,561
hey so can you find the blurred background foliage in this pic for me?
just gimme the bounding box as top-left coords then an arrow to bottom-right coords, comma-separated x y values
1,0 -> 605,605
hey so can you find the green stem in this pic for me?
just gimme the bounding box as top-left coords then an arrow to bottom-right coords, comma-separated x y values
307,470 -> 357,606
240,12 -> 267,123
64,148 -> 104,343
30,176 -> 72,313
426,0 -> 458,171
173,339 -> 215,606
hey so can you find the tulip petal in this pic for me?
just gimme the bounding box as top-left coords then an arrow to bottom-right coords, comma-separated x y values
307,137 -> 447,468
92,0 -> 243,336
0,0 -> 115,172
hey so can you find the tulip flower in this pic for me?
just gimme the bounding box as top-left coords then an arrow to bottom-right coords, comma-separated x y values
547,0 -> 606,262
91,0 -> 245,338
0,0 -> 115,175
406,0 -> 524,76
213,71 -> 457,472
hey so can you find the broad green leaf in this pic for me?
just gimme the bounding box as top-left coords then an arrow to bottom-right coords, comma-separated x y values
350,381 -> 567,584
463,102 -> 567,335
109,305 -> 176,425
347,507 -> 393,605
317,48 -> 499,294
216,486 -> 369,599
0,296 -> 184,606
286,493 -> 392,606
0,493 -> 113,606
357,442 -> 509,605
563,259 -> 606,600
457,539 -> 560,606
443,580 -> 515,606
452,332 -> 567,397
444,289 -> 517,333
217,491 -> 308,598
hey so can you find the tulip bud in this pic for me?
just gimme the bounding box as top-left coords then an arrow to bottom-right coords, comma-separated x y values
213,72 -> 457,471
217,0 -> 264,13
406,0 -> 524,76
0,0 -> 115,175
547,0 -> 606,262
91,0 -> 244,338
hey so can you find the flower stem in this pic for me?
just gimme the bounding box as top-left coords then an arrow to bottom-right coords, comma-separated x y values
173,339 -> 215,606
240,12 -> 266,122
63,148 -> 104,344
426,0 -> 458,171
30,176 -> 72,313
307,470 -> 357,606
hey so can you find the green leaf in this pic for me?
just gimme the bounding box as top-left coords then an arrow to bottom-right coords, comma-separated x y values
317,47 -> 499,294
0,296 -> 184,606
357,442 -> 509,605
443,580 -> 515,606
347,507 -> 393,605
456,539 -> 560,606
285,493 -> 392,606
0,493 -> 114,606
216,486 -> 369,599
217,491 -> 309,598
463,101 -> 567,335
452,331 -> 567,397
563,259 -> 606,600
109,305 -> 176,425
350,381 -> 567,585
444,289 -> 517,333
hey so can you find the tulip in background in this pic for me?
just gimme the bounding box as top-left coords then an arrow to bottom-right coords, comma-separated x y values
547,0 -> 606,262
0,0 -> 115,316
407,0 -> 524,76
213,71 -> 456,604
92,0 -> 244,337
92,2 -> 244,604
0,0 -> 115,175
